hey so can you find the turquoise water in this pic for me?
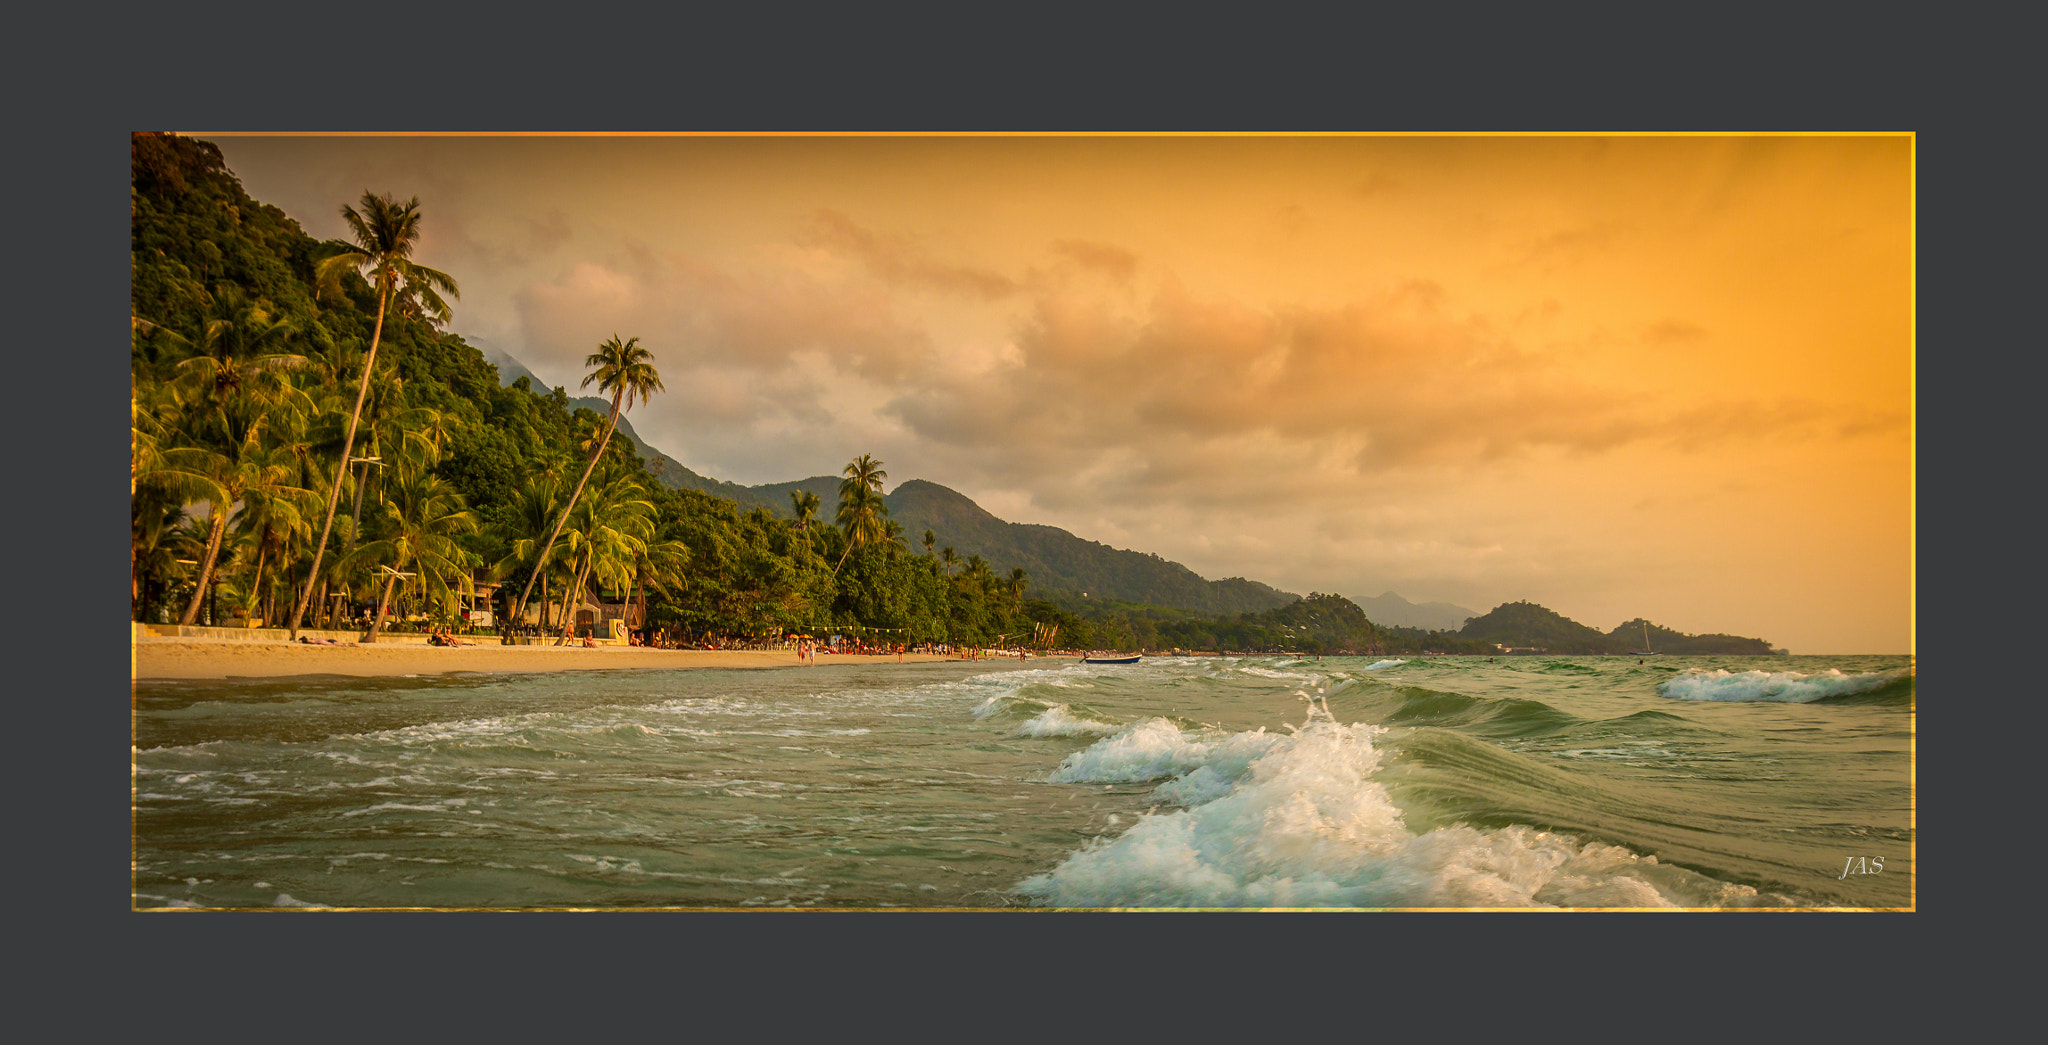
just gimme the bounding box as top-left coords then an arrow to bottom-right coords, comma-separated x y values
132,654 -> 1913,909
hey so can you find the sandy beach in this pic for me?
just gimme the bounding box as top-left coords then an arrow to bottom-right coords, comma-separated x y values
133,638 -> 965,681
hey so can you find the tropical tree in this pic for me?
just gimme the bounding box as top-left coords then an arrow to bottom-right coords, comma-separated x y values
511,334 -> 663,624
923,529 -> 936,558
790,489 -> 821,532
490,476 -> 566,631
160,285 -> 311,415
177,417 -> 306,625
344,470 -> 478,642
287,192 -> 459,639
832,454 -> 888,574
548,467 -> 655,643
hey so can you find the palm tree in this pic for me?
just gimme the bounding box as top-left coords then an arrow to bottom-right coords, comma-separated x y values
490,476 -> 566,633
790,489 -> 821,532
923,529 -> 936,558
177,419 -> 305,626
547,467 -> 655,644
344,470 -> 477,642
159,285 -> 310,415
511,334 -> 663,625
1008,567 -> 1029,603
831,454 -> 888,574
287,191 -> 459,639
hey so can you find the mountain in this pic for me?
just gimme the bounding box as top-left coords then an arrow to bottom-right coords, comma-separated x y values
1456,601 -> 1779,654
1458,600 -> 1615,652
878,480 -> 1297,615
1348,591 -> 1479,631
474,341 -> 545,390
473,344 -> 1297,617
1606,618 -> 1776,656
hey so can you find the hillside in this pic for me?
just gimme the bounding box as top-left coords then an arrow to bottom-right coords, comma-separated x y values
879,480 -> 1298,615
1348,591 -> 1479,631
1457,601 -> 1778,655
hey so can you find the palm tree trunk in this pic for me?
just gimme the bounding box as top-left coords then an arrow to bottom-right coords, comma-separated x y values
511,394 -> 621,624
557,557 -> 593,645
366,570 -> 398,642
249,544 -> 268,624
286,282 -> 390,639
633,558 -> 647,633
179,508 -> 230,626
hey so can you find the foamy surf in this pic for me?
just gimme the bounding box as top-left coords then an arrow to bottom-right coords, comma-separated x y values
1016,696 -> 1785,908
1657,667 -> 1910,703
1016,705 -> 1123,737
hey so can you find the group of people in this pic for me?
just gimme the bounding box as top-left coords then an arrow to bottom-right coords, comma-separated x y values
428,629 -> 474,647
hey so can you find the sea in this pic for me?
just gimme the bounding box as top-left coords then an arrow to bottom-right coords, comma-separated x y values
132,653 -> 1914,910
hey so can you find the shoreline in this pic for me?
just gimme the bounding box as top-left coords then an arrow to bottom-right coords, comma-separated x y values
132,637 -> 973,681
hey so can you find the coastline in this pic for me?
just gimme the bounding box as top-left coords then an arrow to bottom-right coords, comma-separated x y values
132,638 -> 967,681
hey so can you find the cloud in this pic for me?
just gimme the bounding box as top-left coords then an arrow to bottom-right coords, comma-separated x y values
798,210 -> 1018,300
512,241 -> 935,388
1049,238 -> 1138,284
1642,318 -> 1708,345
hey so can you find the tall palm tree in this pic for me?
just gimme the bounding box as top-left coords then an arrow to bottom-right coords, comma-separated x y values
548,467 -> 655,644
344,470 -> 477,642
1008,567 -> 1029,603
287,192 -> 459,639
511,334 -> 663,625
923,529 -> 936,558
177,419 -> 305,626
831,454 -> 888,575
490,476 -> 566,632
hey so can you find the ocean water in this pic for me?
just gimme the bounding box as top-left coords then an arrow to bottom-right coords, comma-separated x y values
132,654 -> 1914,910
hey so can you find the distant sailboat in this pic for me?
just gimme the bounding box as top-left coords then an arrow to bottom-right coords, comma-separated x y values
1631,621 -> 1659,657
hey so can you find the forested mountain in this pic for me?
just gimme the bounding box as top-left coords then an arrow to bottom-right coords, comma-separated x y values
1454,601 -> 1777,655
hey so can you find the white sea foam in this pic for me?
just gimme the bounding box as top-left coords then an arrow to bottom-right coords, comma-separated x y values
1016,705 -> 1123,737
1237,666 -> 1317,681
1017,699 -> 1768,909
1657,667 -> 1907,703
1363,659 -> 1409,670
1045,718 -> 1278,784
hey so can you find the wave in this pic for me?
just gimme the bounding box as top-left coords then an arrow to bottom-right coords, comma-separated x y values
1015,696 -> 1781,909
1016,705 -> 1123,738
1657,667 -> 1914,704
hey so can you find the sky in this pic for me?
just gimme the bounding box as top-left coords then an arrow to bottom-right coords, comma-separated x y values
197,133 -> 1914,654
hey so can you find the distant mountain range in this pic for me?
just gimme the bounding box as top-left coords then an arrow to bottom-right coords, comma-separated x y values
1346,591 -> 1479,632
477,345 -> 1780,650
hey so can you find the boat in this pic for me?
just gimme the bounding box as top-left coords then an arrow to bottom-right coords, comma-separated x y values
1630,621 -> 1659,657
1081,654 -> 1141,665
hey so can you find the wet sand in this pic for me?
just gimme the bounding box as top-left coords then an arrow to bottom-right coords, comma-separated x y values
132,638 -> 961,680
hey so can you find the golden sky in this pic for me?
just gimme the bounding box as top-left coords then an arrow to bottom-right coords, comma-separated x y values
203,133 -> 1913,653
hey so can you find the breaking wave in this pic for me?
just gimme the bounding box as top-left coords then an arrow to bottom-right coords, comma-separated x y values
1016,695 -> 1785,908
1657,667 -> 1914,704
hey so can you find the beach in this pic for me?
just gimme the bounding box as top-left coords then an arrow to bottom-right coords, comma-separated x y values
132,638 -> 960,680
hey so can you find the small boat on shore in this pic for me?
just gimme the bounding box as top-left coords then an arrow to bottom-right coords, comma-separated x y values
1082,654 -> 1142,665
